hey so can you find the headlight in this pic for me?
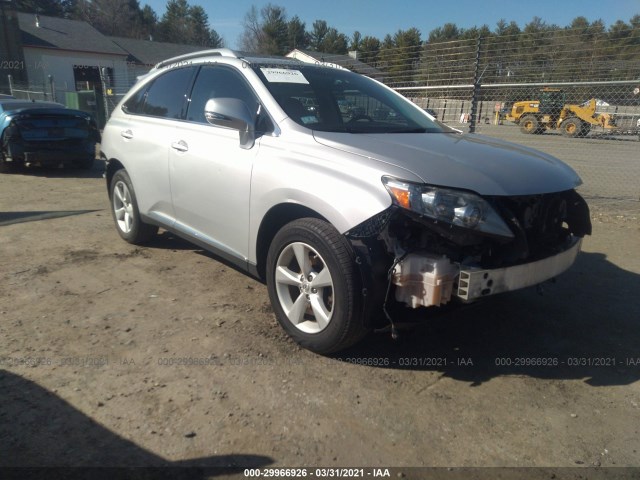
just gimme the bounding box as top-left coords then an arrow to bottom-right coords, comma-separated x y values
382,176 -> 514,238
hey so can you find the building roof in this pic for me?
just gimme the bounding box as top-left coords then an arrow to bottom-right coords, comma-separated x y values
18,12 -> 127,56
109,37 -> 204,66
287,49 -> 385,79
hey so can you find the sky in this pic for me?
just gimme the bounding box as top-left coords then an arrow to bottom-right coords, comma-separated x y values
141,0 -> 640,49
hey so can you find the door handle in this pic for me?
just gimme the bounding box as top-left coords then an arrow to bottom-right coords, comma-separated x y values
171,140 -> 189,152
120,129 -> 133,139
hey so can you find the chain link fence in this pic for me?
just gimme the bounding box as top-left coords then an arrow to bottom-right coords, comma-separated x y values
5,62 -> 139,129
4,27 -> 638,213
321,29 -> 640,214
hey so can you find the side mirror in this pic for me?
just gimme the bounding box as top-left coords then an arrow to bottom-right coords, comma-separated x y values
204,98 -> 255,149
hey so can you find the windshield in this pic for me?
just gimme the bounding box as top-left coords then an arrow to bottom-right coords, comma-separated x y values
254,65 -> 451,134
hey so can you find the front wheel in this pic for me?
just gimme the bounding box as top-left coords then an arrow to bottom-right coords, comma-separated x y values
266,218 -> 368,354
109,169 -> 158,244
561,117 -> 583,137
519,115 -> 541,134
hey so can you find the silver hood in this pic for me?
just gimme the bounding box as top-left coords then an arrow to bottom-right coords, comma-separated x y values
313,131 -> 582,196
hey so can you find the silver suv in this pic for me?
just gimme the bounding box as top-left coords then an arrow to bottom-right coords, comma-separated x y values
102,49 -> 591,354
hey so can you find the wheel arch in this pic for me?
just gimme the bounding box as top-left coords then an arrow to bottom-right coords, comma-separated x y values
255,203 -> 329,280
105,158 -> 125,193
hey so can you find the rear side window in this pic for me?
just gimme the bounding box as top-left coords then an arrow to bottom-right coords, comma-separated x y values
124,67 -> 195,119
122,87 -> 146,114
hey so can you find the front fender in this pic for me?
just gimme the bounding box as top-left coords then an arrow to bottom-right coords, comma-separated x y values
247,132 -> 405,264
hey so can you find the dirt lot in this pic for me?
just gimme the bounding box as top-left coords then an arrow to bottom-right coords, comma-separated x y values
1,153 -> 639,478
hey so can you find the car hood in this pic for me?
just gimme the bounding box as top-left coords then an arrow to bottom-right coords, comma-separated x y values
312,131 -> 582,196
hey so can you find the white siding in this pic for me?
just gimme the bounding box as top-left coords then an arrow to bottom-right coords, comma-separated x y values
22,48 -> 129,92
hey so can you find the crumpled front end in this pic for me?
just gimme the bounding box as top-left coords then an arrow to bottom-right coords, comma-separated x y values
346,189 -> 591,315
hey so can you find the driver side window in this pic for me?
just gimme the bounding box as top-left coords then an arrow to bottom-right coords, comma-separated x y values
186,65 -> 272,132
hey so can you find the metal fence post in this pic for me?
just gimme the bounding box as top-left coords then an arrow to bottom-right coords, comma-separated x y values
48,75 -> 55,102
8,74 -> 13,96
468,36 -> 482,133
100,67 -> 111,128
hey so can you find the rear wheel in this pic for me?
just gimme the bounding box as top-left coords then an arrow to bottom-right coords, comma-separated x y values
561,117 -> 583,137
109,169 -> 158,244
519,115 -> 541,134
0,137 -> 16,173
266,218 -> 368,354
0,154 -> 12,173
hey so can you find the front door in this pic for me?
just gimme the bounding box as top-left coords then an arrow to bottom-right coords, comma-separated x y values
169,65 -> 264,264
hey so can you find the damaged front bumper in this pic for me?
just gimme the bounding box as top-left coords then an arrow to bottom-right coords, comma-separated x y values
346,189 -> 591,315
390,237 -> 582,309
456,237 -> 581,302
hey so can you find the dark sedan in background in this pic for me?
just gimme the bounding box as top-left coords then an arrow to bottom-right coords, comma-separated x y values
0,99 -> 100,172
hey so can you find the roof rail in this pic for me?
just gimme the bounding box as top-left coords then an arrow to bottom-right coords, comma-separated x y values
154,48 -> 239,69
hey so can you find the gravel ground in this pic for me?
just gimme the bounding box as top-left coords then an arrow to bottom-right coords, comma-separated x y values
1,141 -> 639,479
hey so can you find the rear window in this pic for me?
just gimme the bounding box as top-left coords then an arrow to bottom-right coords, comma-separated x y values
16,116 -> 91,140
123,67 -> 196,119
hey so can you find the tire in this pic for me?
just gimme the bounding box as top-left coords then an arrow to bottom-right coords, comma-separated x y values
0,140 -> 16,173
109,169 -> 158,244
266,218 -> 368,354
519,115 -> 540,134
561,117 -> 583,138
0,154 -> 12,173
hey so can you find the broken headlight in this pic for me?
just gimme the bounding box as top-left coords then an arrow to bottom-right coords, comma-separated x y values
382,176 -> 514,238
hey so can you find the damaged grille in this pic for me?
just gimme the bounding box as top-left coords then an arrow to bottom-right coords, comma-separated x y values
371,190 -> 589,269
346,190 -> 590,272
493,190 -> 591,262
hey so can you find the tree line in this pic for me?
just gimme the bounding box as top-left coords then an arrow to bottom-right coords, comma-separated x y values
238,6 -> 639,85
14,0 -> 223,47
14,1 -> 640,84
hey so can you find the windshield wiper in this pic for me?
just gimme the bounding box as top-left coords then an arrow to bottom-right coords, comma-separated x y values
387,128 -> 428,133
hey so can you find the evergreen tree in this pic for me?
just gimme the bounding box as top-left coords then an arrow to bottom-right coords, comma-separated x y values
359,36 -> 381,66
157,0 -> 223,47
288,15 -> 308,50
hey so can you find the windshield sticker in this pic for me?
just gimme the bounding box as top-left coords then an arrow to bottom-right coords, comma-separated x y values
261,68 -> 309,84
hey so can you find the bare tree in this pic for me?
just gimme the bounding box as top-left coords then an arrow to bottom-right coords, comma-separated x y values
240,4 -> 290,54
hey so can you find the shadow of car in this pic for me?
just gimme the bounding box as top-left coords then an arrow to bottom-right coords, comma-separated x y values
0,370 -> 274,474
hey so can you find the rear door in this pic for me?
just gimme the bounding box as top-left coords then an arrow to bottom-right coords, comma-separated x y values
113,66 -> 196,225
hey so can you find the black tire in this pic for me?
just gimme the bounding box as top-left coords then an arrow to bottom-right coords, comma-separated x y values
109,169 -> 158,244
519,115 -> 540,134
0,154 -> 12,173
0,141 -> 16,173
266,218 -> 368,354
561,117 -> 583,138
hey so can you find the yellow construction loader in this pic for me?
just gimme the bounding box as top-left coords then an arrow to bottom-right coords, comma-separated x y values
506,88 -> 616,137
